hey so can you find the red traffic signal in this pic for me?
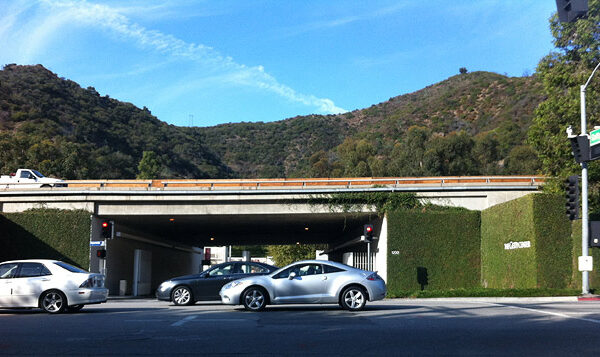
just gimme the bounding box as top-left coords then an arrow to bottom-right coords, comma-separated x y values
364,224 -> 374,242
96,249 -> 106,259
101,221 -> 113,239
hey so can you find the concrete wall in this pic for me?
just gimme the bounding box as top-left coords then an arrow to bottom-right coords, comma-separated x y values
104,237 -> 203,296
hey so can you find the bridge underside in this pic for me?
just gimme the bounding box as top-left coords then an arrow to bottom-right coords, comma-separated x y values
112,212 -> 374,247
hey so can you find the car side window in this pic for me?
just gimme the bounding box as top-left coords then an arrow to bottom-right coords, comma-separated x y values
208,263 -> 234,276
0,263 -> 19,279
245,263 -> 269,274
17,263 -> 51,278
298,264 -> 322,276
323,264 -> 345,274
273,266 -> 295,279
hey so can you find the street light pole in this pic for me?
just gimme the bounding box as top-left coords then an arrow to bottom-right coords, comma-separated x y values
579,61 -> 600,294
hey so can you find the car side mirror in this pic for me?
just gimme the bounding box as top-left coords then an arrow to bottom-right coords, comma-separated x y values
288,271 -> 297,280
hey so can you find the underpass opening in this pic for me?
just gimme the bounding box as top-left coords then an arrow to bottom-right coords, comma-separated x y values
92,212 -> 383,296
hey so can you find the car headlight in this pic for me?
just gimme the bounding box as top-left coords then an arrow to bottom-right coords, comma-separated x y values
159,281 -> 175,292
223,280 -> 246,290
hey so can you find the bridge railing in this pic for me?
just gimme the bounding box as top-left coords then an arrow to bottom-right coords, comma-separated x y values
53,176 -> 545,191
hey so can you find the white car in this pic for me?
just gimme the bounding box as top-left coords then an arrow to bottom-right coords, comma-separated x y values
0,259 -> 108,313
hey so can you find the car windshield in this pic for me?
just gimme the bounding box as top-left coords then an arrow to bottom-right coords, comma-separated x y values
54,261 -> 88,273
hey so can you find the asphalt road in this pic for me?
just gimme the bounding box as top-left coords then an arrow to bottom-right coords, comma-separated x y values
1,298 -> 600,356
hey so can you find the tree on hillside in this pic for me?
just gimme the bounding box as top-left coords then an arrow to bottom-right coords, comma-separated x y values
528,0 -> 600,194
459,67 -> 468,74
137,151 -> 162,179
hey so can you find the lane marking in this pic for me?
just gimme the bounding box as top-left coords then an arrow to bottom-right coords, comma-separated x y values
482,302 -> 600,325
171,315 -> 197,327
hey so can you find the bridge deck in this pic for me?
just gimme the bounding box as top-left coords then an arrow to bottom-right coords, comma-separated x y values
43,176 -> 545,191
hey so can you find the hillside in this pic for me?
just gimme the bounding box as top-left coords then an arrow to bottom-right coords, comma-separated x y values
0,64 -> 545,179
196,71 -> 545,177
0,64 -> 231,179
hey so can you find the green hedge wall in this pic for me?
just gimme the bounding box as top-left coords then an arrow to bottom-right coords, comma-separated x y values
0,209 -> 91,269
386,209 -> 481,296
570,221 -> 600,291
481,194 -> 572,289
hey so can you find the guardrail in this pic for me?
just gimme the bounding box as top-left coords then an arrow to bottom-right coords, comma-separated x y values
49,176 -> 545,190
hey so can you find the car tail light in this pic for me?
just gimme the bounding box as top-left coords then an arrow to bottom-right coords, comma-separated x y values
79,278 -> 94,288
79,276 -> 105,288
366,273 -> 382,281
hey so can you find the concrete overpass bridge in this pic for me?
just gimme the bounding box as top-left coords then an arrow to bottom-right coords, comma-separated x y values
0,176 -> 543,295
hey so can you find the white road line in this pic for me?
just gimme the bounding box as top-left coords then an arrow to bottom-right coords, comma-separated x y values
171,315 -> 197,327
482,302 -> 600,325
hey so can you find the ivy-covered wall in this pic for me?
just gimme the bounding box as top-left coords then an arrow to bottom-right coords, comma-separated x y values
481,194 -> 572,289
0,209 -> 91,269
386,209 -> 481,296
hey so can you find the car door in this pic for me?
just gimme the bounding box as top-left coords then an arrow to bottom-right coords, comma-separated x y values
271,263 -> 328,303
11,263 -> 52,307
0,263 -> 19,307
196,263 -> 237,300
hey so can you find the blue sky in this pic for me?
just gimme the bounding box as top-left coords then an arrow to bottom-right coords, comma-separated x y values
0,0 -> 557,127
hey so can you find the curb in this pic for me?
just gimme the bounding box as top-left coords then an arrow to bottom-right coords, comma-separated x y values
386,296 -> 580,303
578,295 -> 600,301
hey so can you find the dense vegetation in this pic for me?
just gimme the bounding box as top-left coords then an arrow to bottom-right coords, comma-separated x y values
0,209 -> 91,269
529,0 -> 600,210
0,63 -> 544,180
197,71 -> 545,178
0,64 -> 231,179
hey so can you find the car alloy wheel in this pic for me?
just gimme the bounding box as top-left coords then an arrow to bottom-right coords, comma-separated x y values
341,286 -> 366,311
172,286 -> 193,306
41,291 -> 67,314
243,287 -> 266,311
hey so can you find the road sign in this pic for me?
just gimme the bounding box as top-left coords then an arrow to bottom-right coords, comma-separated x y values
90,241 -> 105,246
591,128 -> 600,146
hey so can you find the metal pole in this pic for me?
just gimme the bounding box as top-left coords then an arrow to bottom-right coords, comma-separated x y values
367,242 -> 371,271
581,84 -> 590,294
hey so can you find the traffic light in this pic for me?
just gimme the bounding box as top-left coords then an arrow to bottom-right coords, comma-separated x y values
96,249 -> 106,259
565,175 -> 579,220
569,135 -> 590,163
589,221 -> 600,247
101,221 -> 113,239
556,0 -> 588,23
363,224 -> 374,242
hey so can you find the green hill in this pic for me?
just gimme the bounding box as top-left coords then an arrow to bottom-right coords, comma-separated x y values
0,64 -> 231,179
0,64 -> 545,179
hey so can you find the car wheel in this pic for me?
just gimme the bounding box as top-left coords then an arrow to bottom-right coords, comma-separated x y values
242,287 -> 267,311
340,286 -> 367,311
41,290 -> 67,314
66,304 -> 84,312
172,286 -> 194,306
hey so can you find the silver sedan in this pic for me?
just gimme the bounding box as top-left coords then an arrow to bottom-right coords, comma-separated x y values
219,260 -> 386,311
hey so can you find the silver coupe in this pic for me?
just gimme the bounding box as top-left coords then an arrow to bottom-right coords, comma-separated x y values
219,260 -> 386,311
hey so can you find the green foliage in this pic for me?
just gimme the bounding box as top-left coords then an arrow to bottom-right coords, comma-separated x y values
137,151 -> 162,179
0,209 -> 91,269
0,64 -> 232,179
569,220 -> 600,290
528,1 -> 600,193
311,192 -> 421,216
386,209 -> 481,296
481,194 -> 572,289
266,244 -> 326,267
0,64 -> 545,180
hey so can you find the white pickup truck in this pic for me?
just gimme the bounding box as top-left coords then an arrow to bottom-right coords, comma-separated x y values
0,169 -> 65,188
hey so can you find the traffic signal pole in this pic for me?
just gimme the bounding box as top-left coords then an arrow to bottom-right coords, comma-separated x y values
581,84 -> 590,294
579,62 -> 600,294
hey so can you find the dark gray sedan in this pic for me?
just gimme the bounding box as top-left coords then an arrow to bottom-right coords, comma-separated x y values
156,261 -> 277,305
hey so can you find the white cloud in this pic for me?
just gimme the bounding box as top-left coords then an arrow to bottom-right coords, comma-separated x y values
4,0 -> 346,115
